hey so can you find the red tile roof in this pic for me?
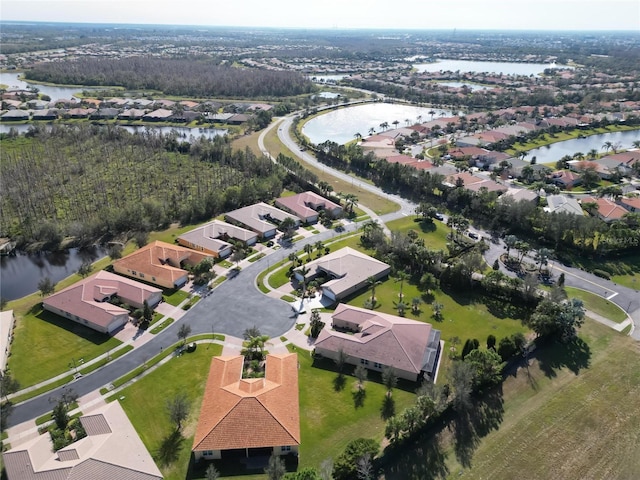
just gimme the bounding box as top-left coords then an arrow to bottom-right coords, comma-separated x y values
193,354 -> 300,452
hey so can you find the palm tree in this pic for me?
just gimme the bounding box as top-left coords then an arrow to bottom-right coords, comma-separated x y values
429,109 -> 436,121
314,240 -> 324,257
394,300 -> 407,317
366,276 -> 381,305
295,265 -> 311,312
392,120 -> 400,129
432,302 -> 444,321
304,243 -> 313,260
633,140 -> 640,149
411,297 -> 421,314
394,270 -> 410,300
354,132 -> 362,143
343,193 -> 358,214
368,127 -> 376,136
588,148 -> 599,160
504,234 -> 518,258
602,141 -> 613,153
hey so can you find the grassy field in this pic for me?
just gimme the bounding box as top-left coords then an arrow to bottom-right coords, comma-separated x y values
563,252 -> 640,290
115,344 -> 223,480
262,123 -> 399,216
295,346 -> 416,469
8,305 -> 122,387
565,287 -> 628,323
385,319 -> 640,479
386,216 -> 450,251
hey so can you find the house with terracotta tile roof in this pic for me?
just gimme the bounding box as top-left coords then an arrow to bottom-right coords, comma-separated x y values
192,353 -> 300,461
618,195 -> 640,213
275,191 -> 342,224
177,220 -> 257,258
295,247 -> 391,303
550,169 -> 582,189
581,196 -> 629,223
443,172 -> 507,194
3,401 -> 163,480
43,270 -> 162,334
314,304 -> 442,382
225,202 -> 299,239
113,240 -> 212,289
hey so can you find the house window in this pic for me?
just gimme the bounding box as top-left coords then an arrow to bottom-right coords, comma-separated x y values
203,450 -> 213,457
360,359 -> 369,366
139,273 -> 145,278
152,277 -> 156,282
374,362 -> 383,369
131,270 -> 137,276
282,446 -> 291,452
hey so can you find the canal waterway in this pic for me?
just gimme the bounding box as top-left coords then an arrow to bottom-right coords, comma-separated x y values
0,246 -> 107,301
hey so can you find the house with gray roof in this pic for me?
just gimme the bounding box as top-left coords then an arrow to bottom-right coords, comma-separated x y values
314,303 -> 442,382
3,401 -> 163,480
544,194 -> 584,216
225,202 -> 299,239
1,110 -> 30,121
296,247 -> 390,303
177,220 -> 257,258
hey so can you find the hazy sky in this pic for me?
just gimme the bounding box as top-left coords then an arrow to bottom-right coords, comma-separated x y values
1,0 -> 639,31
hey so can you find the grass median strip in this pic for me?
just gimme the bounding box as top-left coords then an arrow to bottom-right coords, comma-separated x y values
149,318 -> 174,334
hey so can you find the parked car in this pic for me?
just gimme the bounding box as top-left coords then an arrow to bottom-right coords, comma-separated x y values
468,232 -> 479,239
266,240 -> 274,247
434,213 -> 444,221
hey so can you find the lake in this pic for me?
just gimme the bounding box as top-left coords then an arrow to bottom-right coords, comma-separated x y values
0,246 -> 107,300
0,123 -> 227,140
413,59 -> 571,77
438,81 -> 491,91
0,72 -> 97,100
526,130 -> 640,164
302,103 -> 453,145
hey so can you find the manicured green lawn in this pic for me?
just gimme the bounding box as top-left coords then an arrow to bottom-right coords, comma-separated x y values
385,216 -> 450,251
560,252 -> 640,290
8,306 -> 122,387
163,289 -> 190,306
347,279 -> 530,380
148,221 -> 209,245
565,287 -> 628,323
116,345 -> 222,480
296,346 -> 416,469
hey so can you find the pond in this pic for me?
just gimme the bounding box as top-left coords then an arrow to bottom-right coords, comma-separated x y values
437,81 -> 491,91
413,59 -> 571,77
302,103 -> 453,145
0,246 -> 107,301
0,123 -> 227,140
526,130 -> 640,164
0,72 -> 98,100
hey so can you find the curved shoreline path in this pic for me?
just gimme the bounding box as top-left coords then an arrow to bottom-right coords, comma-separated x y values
8,113 -> 640,428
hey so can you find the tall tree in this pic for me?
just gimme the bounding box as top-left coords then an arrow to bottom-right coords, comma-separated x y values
265,453 -> 286,480
382,366 -> 397,396
177,323 -> 192,346
38,277 -> 56,297
166,393 -> 190,432
354,365 -> 368,390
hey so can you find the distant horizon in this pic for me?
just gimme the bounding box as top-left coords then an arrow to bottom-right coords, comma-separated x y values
1,0 -> 638,32
1,19 -> 639,34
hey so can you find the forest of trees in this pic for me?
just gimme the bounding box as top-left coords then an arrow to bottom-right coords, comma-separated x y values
25,57 -> 315,98
0,125 -> 288,247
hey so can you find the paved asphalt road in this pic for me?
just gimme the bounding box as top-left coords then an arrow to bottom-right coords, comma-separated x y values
10,112 -> 640,426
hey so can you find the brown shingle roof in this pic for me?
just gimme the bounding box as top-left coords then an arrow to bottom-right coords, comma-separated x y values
193,354 -> 300,452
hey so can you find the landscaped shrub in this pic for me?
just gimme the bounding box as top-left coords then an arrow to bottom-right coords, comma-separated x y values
592,269 -> 611,280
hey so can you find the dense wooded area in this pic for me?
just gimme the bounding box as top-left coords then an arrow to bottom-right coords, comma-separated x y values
0,125 -> 287,247
25,57 -> 315,98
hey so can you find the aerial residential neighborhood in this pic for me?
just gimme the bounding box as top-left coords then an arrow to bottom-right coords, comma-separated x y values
1,7 -> 639,480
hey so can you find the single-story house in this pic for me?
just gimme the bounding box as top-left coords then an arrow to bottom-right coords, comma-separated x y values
225,202 -> 299,239
544,194 -> 584,216
568,160 -> 612,179
3,402 -> 163,480
443,172 -> 507,194
113,240 -> 212,289
314,303 -> 442,382
0,310 -> 15,372
296,247 -> 390,303
43,270 -> 162,334
90,108 -> 120,120
550,170 -> 582,189
580,196 -> 629,223
31,109 -> 59,121
143,109 -> 173,122
177,220 -> 257,258
1,110 -> 30,121
618,196 -> 640,213
275,191 -> 342,224
67,108 -> 95,119
118,108 -> 147,120
192,353 -> 300,461
499,187 -> 539,204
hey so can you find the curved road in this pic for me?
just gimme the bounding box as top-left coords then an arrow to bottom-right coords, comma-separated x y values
10,111 -> 640,427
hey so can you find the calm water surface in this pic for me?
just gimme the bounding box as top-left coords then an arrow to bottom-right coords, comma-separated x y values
0,246 -> 107,300
0,72 -> 97,100
302,103 -> 453,145
413,59 -> 571,76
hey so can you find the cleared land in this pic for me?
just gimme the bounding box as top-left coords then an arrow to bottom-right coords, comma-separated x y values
381,320 -> 640,479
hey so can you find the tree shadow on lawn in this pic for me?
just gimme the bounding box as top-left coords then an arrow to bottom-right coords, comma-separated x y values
482,295 -> 532,320
34,307 -> 114,345
417,219 -> 437,234
353,387 -> 366,408
381,395 -> 395,420
440,285 -> 474,307
453,386 -> 504,468
333,373 -> 346,392
156,429 -> 185,467
534,336 -> 591,378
